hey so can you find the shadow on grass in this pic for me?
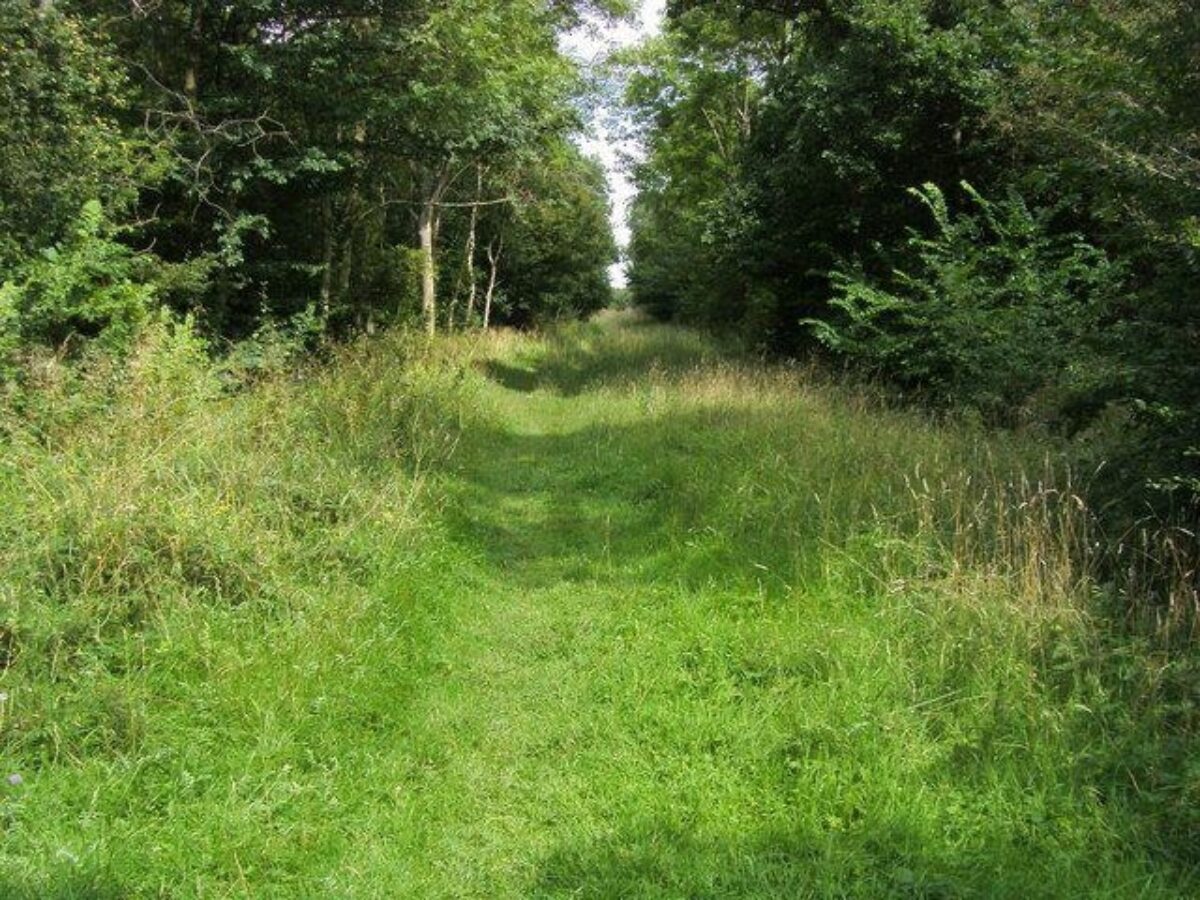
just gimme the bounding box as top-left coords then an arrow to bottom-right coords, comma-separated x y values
460,324 -> 773,588
483,359 -> 544,393
531,825 -> 980,899
479,326 -> 727,398
0,873 -> 129,900
442,407 -> 820,592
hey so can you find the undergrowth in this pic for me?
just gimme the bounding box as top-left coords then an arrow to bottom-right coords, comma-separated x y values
0,315 -> 470,782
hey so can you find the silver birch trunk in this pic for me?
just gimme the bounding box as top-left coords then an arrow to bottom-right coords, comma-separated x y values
484,236 -> 503,330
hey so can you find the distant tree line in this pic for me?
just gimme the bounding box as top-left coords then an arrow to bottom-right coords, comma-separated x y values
0,0 -> 622,376
625,0 -> 1199,524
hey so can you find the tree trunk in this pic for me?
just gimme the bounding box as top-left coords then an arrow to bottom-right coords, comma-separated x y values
185,1 -> 204,103
319,195 -> 334,320
338,226 -> 354,305
418,165 -> 452,337
419,198 -> 437,336
464,165 -> 483,326
447,267 -> 462,332
484,236 -> 503,330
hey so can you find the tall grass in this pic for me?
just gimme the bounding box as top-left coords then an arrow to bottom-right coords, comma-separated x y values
0,317 -> 470,766
516,313 -> 1199,874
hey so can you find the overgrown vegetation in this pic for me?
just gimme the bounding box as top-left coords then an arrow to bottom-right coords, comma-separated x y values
0,0 -> 621,358
624,0 -> 1200,528
0,314 -> 475,893
2,0 -> 1197,893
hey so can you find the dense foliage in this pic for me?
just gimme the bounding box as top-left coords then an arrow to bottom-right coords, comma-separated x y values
625,0 -> 1200,523
1,4 -> 1197,888
0,0 -> 620,369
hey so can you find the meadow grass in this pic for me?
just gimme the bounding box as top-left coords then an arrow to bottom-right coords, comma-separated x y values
0,310 -> 1195,896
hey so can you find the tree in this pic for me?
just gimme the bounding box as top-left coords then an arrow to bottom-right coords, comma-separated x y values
486,144 -> 617,327
51,0 -> 624,339
0,2 -> 155,272
389,0 -> 586,334
623,3 -> 784,327
623,0 -> 1199,517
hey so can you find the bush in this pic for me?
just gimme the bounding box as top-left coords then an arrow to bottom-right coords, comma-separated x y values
0,201 -> 155,381
810,183 -> 1121,424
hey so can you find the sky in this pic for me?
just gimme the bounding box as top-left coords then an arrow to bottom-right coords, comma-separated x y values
561,1 -> 667,288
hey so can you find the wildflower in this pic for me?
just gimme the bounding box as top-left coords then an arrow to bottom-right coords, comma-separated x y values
7,773 -> 22,787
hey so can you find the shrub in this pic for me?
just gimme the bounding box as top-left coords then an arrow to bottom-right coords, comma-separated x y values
0,201 -> 155,380
810,183 -> 1121,424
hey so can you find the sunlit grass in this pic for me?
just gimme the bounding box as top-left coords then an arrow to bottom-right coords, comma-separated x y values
0,311 -> 1194,896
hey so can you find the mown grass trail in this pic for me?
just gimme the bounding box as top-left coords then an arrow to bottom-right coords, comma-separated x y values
2,312 -> 1194,897
345,313 -> 1192,897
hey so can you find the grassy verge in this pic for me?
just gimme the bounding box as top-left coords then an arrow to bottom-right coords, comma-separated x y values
0,310 -> 1195,896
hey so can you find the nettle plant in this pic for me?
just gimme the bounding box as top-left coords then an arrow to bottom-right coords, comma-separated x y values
810,182 -> 1122,424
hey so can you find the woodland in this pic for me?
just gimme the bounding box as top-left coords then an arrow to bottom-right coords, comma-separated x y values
627,0 -> 1199,528
0,1 -> 1197,896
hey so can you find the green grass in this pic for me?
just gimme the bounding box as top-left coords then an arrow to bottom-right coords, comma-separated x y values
0,310 -> 1195,896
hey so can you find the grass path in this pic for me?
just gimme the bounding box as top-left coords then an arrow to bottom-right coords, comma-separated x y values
339,315 -> 1191,897
4,313 -> 1193,897
389,329 -> 800,896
